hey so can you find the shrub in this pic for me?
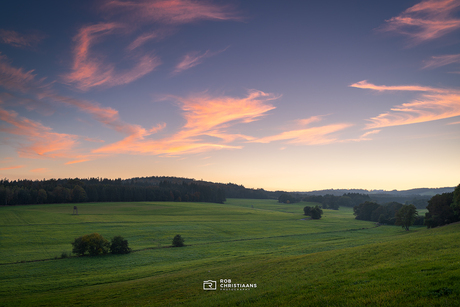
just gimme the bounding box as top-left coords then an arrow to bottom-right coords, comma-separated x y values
172,234 -> 184,247
60,251 -> 70,259
110,236 -> 131,254
72,233 -> 110,256
311,206 -> 323,219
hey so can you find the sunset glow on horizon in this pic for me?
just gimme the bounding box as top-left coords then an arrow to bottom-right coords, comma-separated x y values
0,0 -> 459,191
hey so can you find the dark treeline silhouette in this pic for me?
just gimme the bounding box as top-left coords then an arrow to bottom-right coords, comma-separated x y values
117,177 -> 279,199
352,200 -> 424,226
278,192 -> 302,204
352,184 -> 460,228
424,184 -> 460,228
224,183 -> 279,199
303,193 -> 371,210
0,177 -> 226,205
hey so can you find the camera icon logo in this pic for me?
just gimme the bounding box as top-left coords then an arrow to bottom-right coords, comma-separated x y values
203,280 -> 217,290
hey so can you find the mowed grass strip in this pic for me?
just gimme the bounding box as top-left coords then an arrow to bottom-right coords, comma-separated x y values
0,200 -> 374,263
1,222 -> 459,306
1,199 -> 457,306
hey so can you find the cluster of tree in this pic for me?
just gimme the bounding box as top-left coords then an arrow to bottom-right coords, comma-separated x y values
353,201 -> 423,227
72,233 -> 131,256
303,205 -> 323,219
369,194 -> 430,209
0,178 -> 226,205
278,193 -> 301,204
424,184 -> 460,228
303,193 -> 371,210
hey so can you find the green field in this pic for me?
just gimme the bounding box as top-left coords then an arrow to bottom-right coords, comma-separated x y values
0,199 -> 459,306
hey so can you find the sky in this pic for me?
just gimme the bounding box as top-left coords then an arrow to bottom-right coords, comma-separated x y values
0,0 -> 459,191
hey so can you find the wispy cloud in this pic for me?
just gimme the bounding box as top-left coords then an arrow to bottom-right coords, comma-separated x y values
127,31 -> 160,51
173,47 -> 228,74
253,124 -> 352,145
378,0 -> 460,45
94,90 -> 278,155
0,53 -> 148,138
250,115 -> 352,145
62,0 -> 242,91
0,106 -> 80,158
0,29 -> 45,48
63,23 -> 161,91
100,0 -> 242,25
340,130 -> 381,143
0,55 -> 170,163
351,80 -> 460,129
176,90 -> 278,138
0,53 -> 42,93
0,165 -> 25,171
422,53 -> 460,69
350,80 -> 447,93
0,92 -> 54,116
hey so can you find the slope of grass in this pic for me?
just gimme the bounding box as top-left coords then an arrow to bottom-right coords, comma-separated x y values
0,199 -> 457,306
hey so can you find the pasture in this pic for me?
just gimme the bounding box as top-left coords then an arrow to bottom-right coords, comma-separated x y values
0,199 -> 459,306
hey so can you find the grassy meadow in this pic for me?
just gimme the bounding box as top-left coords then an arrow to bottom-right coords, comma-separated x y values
0,199 -> 459,306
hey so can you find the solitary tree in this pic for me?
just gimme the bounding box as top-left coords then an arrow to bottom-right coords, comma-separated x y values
395,204 -> 417,231
172,234 -> 184,247
310,205 -> 323,219
110,235 -> 131,254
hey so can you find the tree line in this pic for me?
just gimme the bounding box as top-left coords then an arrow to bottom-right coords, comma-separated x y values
353,201 -> 423,227
0,178 -> 226,205
424,184 -> 460,228
280,192 -> 371,210
352,184 -> 460,229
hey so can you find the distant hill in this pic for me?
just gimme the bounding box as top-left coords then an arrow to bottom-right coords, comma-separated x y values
298,186 -> 456,208
126,176 -> 281,199
1,175 -> 455,207
299,187 -> 455,197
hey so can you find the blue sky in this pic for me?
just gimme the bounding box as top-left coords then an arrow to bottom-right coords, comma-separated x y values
0,0 -> 459,191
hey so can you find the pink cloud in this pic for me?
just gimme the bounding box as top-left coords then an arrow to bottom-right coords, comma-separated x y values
0,165 -> 25,171
0,92 -> 54,116
94,90 -> 278,155
62,1 -> 242,90
350,80 -> 447,93
422,53 -> 460,69
0,54 -> 161,154
126,30 -> 170,51
174,90 -> 278,140
252,123 -> 353,145
0,53 -> 39,93
379,0 -> 460,45
0,29 -> 45,48
172,47 -> 228,74
340,130 -> 381,143
0,106 -> 80,158
250,116 -> 353,145
101,0 -> 242,25
351,80 -> 460,129
63,23 -> 161,91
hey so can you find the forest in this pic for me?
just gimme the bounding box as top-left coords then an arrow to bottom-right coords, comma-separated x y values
0,177 -> 226,205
